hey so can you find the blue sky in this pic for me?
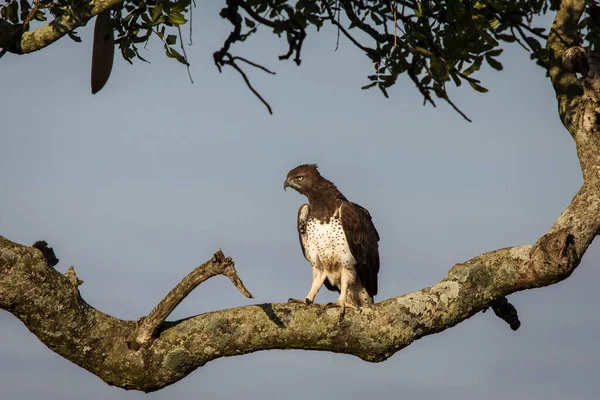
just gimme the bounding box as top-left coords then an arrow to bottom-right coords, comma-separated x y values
1,4 -> 599,400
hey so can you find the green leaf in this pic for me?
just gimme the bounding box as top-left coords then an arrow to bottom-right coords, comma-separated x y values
495,33 -> 516,43
67,31 -> 82,43
463,58 -> 482,76
378,83 -> 389,98
525,36 -> 541,51
361,82 -> 377,90
172,0 -> 191,13
450,72 -> 462,87
34,10 -> 46,21
486,49 -> 504,57
486,55 -> 503,70
166,47 -> 189,65
415,1 -> 423,17
168,12 -> 187,26
166,35 -> 177,45
151,4 -> 163,24
245,18 -> 256,28
468,80 -> 489,93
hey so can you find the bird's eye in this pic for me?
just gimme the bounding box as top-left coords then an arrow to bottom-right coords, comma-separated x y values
296,176 -> 303,181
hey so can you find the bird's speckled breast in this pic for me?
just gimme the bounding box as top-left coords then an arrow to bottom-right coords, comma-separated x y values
304,213 -> 355,275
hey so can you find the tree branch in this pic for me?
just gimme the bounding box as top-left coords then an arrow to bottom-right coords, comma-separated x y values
130,250 -> 253,350
547,0 -> 586,126
2,170 -> 600,391
547,0 -> 600,181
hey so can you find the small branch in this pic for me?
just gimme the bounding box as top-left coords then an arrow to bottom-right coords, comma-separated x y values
440,95 -> 472,123
131,250 -> 253,349
22,0 -> 41,30
177,26 -> 194,84
64,266 -> 84,286
324,2 -> 375,56
225,56 -> 274,114
232,56 -> 276,74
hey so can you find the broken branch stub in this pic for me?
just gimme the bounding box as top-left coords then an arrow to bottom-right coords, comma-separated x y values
130,250 -> 253,349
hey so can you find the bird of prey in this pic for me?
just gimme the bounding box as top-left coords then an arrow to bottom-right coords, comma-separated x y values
284,164 -> 380,320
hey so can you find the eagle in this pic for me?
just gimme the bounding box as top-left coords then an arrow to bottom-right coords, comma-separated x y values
284,164 -> 380,320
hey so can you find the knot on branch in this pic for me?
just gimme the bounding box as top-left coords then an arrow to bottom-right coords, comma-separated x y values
563,46 -> 600,98
212,249 -> 227,264
523,229 -> 578,285
538,229 -> 577,269
64,266 -> 84,286
490,296 -> 520,331
32,241 -> 59,267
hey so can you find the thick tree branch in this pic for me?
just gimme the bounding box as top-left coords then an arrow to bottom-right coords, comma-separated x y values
131,250 -> 253,349
2,167 -> 600,391
547,0 -> 600,182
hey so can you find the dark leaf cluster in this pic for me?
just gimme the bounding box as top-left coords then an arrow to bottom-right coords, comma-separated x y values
2,0 -> 600,117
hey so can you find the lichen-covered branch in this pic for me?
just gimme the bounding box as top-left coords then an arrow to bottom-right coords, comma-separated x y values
1,167 -> 600,392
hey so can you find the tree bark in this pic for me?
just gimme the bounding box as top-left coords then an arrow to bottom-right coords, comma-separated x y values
1,0 -> 599,394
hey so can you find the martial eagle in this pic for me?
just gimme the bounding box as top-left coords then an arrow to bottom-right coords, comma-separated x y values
284,164 -> 380,320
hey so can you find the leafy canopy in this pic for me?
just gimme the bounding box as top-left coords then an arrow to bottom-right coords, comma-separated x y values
2,0 -> 600,118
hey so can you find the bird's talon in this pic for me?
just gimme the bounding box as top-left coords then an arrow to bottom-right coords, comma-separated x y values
288,298 -> 307,304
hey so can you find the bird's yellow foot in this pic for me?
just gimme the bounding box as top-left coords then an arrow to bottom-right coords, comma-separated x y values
325,301 -> 358,322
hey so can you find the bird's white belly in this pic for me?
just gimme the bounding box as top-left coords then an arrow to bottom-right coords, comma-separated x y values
304,218 -> 356,286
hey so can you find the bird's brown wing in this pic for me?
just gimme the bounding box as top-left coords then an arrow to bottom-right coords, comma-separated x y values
297,204 -> 309,261
340,201 -> 380,297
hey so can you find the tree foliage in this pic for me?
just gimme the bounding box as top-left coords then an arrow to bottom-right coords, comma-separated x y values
1,0 -> 599,116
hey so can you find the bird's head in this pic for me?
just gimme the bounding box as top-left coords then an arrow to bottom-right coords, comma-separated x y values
284,164 -> 321,195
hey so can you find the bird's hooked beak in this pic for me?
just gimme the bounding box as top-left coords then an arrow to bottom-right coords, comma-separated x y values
283,179 -> 291,191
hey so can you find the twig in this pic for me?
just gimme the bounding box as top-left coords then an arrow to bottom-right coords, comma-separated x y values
177,26 -> 194,84
324,3 -> 374,55
130,250 -> 253,349
510,26 -> 528,50
23,0 -> 41,30
390,1 -> 397,47
189,0 -> 195,45
441,95 -> 472,123
335,0 -> 341,51
226,56 -> 274,114
233,56 -> 276,74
